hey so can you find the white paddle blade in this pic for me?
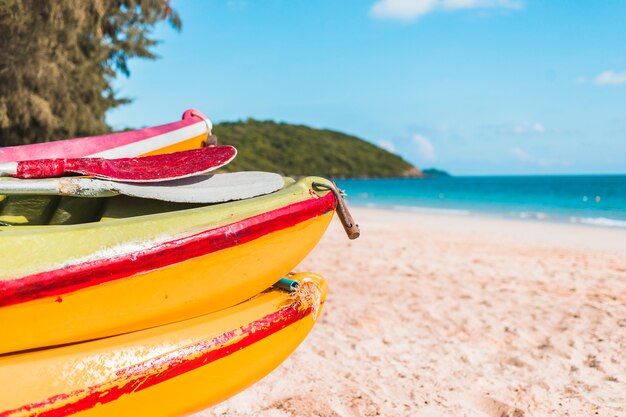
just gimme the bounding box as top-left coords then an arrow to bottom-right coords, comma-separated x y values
111,172 -> 285,203
0,172 -> 285,203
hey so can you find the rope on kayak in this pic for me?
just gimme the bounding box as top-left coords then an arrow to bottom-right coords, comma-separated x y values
290,278 -> 322,321
312,181 -> 360,240
274,275 -> 322,321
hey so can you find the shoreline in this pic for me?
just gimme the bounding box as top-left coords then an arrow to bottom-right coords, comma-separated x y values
346,203 -> 626,231
197,207 -> 626,417
335,174 -> 626,231
348,206 -> 626,252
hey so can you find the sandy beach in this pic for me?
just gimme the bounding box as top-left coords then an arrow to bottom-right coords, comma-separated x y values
196,208 -> 626,417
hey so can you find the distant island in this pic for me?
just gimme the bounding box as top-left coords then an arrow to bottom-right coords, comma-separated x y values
214,119 -> 422,178
422,168 -> 451,178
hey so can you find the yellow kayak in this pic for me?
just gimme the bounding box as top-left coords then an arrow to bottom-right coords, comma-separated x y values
0,177 -> 337,354
0,272 -> 327,417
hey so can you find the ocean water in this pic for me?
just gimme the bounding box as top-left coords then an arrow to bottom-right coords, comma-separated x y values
334,175 -> 626,228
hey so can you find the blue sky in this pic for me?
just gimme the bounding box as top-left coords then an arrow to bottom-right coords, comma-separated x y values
107,0 -> 626,175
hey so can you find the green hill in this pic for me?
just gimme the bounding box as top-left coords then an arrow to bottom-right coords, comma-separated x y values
213,119 -> 421,178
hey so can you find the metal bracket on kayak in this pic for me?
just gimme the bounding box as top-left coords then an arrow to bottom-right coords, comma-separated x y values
312,181 -> 360,240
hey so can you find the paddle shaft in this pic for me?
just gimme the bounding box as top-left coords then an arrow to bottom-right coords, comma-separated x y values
0,177 -> 118,198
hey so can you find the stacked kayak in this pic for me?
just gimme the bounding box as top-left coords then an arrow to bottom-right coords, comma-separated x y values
0,108 -> 212,161
0,272 -> 327,417
0,176 -> 337,353
0,110 -> 358,416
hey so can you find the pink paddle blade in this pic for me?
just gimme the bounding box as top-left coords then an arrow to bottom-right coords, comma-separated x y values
7,146 -> 237,182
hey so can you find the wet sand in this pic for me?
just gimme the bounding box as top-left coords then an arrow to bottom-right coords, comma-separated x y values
196,208 -> 626,417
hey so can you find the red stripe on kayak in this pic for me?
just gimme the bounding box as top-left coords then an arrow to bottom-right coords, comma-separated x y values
0,192 -> 335,307
0,300 -> 317,417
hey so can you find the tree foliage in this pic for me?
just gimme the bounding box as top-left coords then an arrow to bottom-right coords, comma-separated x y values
215,119 -> 422,178
0,0 -> 180,146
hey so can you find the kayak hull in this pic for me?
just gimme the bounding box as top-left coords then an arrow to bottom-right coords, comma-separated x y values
0,272 -> 327,417
0,109 -> 210,161
0,178 -> 336,354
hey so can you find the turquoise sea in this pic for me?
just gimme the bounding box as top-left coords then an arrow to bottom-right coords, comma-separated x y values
335,175 -> 626,228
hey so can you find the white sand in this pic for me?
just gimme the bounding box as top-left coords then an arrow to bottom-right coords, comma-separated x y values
196,208 -> 626,417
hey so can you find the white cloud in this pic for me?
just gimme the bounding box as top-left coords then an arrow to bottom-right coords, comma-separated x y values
514,122 -> 545,134
512,147 -> 530,161
371,0 -> 436,21
370,0 -> 523,21
511,147 -> 569,167
378,140 -> 397,153
595,70 -> 626,86
413,133 -> 436,161
532,122 -> 545,133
